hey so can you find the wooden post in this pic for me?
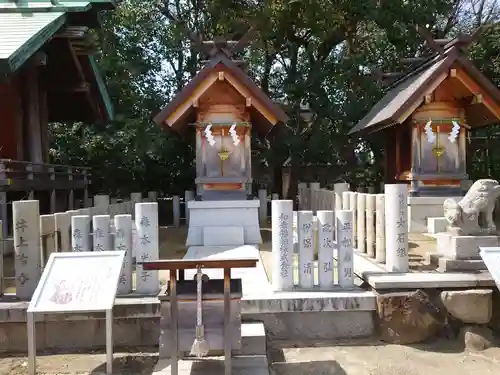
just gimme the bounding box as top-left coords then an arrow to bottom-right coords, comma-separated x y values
26,164 -> 34,200
172,196 -> 180,228
224,267 -> 232,375
49,167 -> 56,213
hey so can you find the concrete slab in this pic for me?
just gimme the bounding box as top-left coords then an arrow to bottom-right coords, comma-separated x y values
364,271 -> 495,289
437,257 -> 486,272
152,356 -> 269,375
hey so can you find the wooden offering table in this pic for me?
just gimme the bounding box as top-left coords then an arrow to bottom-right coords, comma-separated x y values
141,257 -> 258,375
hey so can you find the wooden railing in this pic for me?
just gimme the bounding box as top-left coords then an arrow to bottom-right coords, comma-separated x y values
0,159 -> 91,191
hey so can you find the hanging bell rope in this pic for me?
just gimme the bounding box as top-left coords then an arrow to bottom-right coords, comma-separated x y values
190,266 -> 209,357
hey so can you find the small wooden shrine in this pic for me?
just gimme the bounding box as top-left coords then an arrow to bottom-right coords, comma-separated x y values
349,27 -> 500,196
154,29 -> 289,200
0,1 -> 115,235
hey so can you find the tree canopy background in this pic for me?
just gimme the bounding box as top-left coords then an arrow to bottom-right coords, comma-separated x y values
48,0 -> 500,197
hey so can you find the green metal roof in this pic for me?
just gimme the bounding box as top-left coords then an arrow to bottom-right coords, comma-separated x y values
0,11 -> 67,74
0,1 -> 92,13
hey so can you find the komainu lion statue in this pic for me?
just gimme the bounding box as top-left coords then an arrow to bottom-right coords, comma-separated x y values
443,179 -> 500,235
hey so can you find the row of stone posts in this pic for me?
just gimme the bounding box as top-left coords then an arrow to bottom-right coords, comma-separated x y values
271,200 -> 355,290
11,194 -> 163,300
295,182 -> 409,277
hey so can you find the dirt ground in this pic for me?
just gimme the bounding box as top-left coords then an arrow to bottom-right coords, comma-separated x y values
1,338 -> 500,375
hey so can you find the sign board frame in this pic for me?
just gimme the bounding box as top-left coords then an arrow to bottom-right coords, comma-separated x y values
26,251 -> 125,375
480,246 -> 500,289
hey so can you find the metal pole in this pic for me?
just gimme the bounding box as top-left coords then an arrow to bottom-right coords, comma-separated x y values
27,311 -> 36,375
106,309 -> 113,374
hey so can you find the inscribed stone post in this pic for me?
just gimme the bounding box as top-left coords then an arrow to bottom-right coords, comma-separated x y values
71,215 -> 90,252
309,182 -> 320,213
13,200 -> 41,299
385,184 -> 409,272
375,194 -> 386,263
135,202 -> 159,294
184,190 -> 195,224
356,193 -> 366,253
271,200 -> 294,291
92,215 -> 111,251
334,183 -> 349,211
115,214 -> 133,294
94,195 -> 110,207
350,192 -> 358,247
258,189 -> 268,223
336,210 -> 354,288
365,194 -> 376,258
297,211 -> 314,289
130,192 -> 142,205
54,212 -> 70,252
272,193 -> 280,201
172,195 -> 180,228
317,210 -> 334,289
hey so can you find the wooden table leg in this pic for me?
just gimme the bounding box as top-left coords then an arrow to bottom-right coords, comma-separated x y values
223,267 -> 231,375
170,271 -> 178,375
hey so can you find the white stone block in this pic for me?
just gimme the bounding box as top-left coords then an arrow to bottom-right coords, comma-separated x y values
186,200 -> 262,246
115,214 -> 133,294
13,200 -> 41,299
317,210 -> 334,289
385,184 -> 409,272
375,194 -> 386,263
92,215 -> 111,251
184,190 -> 195,224
428,217 -> 448,234
366,194 -> 376,258
272,200 -> 294,291
71,215 -> 91,252
54,212 -> 70,252
356,193 -> 365,253
40,214 -> 56,265
297,211 -> 314,289
342,191 -> 351,210
130,192 -> 142,204
336,210 -> 354,288
443,235 -> 500,260
349,192 -> 357,245
203,226 -> 244,247
334,183 -> 349,212
94,194 -> 110,207
172,195 -> 180,228
135,202 -> 159,294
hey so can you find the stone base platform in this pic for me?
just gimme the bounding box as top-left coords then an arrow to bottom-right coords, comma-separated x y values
186,200 -> 262,247
0,288 -> 377,352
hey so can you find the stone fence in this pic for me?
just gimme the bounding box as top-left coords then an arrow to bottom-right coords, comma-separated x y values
293,182 -> 410,280
1,190 -> 200,301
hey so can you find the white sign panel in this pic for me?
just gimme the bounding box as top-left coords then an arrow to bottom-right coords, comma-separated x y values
28,251 -> 125,313
480,247 -> 500,289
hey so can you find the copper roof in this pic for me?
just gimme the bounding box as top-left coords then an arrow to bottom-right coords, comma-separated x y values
349,46 -> 500,136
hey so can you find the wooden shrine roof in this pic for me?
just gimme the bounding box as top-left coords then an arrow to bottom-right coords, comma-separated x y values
0,0 -> 115,122
153,51 -> 289,135
349,44 -> 500,136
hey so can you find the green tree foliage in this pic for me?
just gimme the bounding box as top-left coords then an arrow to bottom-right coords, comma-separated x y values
49,0 -> 500,196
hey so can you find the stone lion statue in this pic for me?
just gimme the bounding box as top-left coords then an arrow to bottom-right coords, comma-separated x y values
443,179 -> 500,235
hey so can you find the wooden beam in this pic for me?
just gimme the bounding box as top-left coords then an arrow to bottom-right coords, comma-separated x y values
416,25 -> 445,54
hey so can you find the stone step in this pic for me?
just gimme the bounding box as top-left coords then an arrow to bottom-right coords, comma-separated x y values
152,355 -> 269,375
438,257 -> 486,272
202,322 -> 267,357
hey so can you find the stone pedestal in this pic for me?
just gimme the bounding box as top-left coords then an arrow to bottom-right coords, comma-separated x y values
437,233 -> 500,260
409,196 -> 462,233
186,200 -> 262,247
